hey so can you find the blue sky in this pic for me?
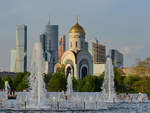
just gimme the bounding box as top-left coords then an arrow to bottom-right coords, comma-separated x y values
0,0 -> 150,71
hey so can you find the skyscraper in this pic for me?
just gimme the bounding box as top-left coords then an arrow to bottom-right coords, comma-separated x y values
40,22 -> 58,73
40,33 -> 47,60
58,35 -> 66,62
88,39 -> 106,64
10,49 -> 16,72
88,39 -> 106,76
15,24 -> 27,72
109,49 -> 123,68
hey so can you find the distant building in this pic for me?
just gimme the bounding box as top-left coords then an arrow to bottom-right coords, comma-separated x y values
88,39 -> 106,76
40,33 -> 47,60
58,35 -> 66,62
88,39 -> 106,64
10,49 -> 16,72
0,71 -> 17,78
40,21 -> 58,73
109,49 -> 123,68
15,25 -> 27,72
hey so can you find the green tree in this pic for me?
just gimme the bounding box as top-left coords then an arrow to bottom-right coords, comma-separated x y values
81,76 -> 94,92
16,72 -> 30,91
0,76 -> 4,89
114,68 -> 126,93
56,64 -> 65,74
72,77 -> 77,91
76,79 -> 84,92
13,72 -> 25,90
76,75 -> 103,92
48,73 -> 67,92
44,73 -> 52,89
3,74 -> 13,90
123,75 -> 141,93
99,72 -> 104,91
135,57 -> 150,76
132,76 -> 150,96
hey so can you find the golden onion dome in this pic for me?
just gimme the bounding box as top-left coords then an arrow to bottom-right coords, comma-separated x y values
69,18 -> 85,35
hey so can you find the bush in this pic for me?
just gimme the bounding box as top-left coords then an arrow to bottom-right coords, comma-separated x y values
13,72 -> 25,90
114,68 -> 126,93
48,73 -> 67,92
3,74 -> 13,90
15,73 -> 30,91
44,73 -> 52,89
0,76 -> 4,89
76,75 -> 104,92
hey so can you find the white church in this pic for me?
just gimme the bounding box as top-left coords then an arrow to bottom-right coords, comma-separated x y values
55,19 -> 93,79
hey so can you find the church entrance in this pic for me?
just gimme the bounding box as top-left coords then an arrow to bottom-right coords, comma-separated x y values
81,67 -> 87,78
66,66 -> 71,75
66,64 -> 74,76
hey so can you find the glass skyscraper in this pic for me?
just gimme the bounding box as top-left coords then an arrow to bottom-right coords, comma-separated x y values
10,49 -> 16,72
109,49 -> 123,68
15,24 -> 27,72
40,22 -> 58,73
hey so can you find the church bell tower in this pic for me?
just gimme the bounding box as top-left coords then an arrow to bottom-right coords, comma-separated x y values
69,17 -> 86,51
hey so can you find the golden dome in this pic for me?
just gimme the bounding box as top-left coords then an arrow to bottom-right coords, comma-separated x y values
69,20 -> 85,35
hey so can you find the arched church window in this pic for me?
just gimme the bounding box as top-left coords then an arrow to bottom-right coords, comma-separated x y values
76,41 -> 78,47
82,67 -> 87,78
70,42 -> 72,47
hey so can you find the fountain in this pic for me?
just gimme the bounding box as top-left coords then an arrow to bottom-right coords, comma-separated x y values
101,57 -> 116,102
66,73 -> 73,96
27,42 -> 48,108
4,81 -> 10,95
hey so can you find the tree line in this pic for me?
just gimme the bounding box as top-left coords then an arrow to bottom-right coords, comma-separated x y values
0,57 -> 150,97
0,72 -> 30,91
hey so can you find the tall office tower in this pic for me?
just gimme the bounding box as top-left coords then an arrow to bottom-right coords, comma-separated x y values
88,39 -> 106,76
88,39 -> 106,64
109,49 -> 123,68
40,33 -> 47,60
40,22 -> 58,73
10,49 -> 16,72
58,35 -> 66,62
16,24 -> 27,72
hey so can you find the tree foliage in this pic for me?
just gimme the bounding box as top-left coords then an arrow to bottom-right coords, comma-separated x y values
135,57 -> 150,76
75,75 -> 104,92
13,72 -> 25,90
114,68 -> 126,93
3,74 -> 13,90
48,72 -> 67,92
15,72 -> 30,91
0,76 -> 4,89
0,72 -> 30,91
0,61 -> 150,98
56,65 -> 65,74
44,73 -> 52,89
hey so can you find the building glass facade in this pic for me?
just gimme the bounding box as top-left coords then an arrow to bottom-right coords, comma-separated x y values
40,23 -> 58,73
15,25 -> 27,72
88,39 -> 106,64
10,49 -> 16,72
109,49 -> 123,68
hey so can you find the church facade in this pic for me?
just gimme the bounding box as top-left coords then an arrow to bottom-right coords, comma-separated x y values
55,19 -> 93,79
